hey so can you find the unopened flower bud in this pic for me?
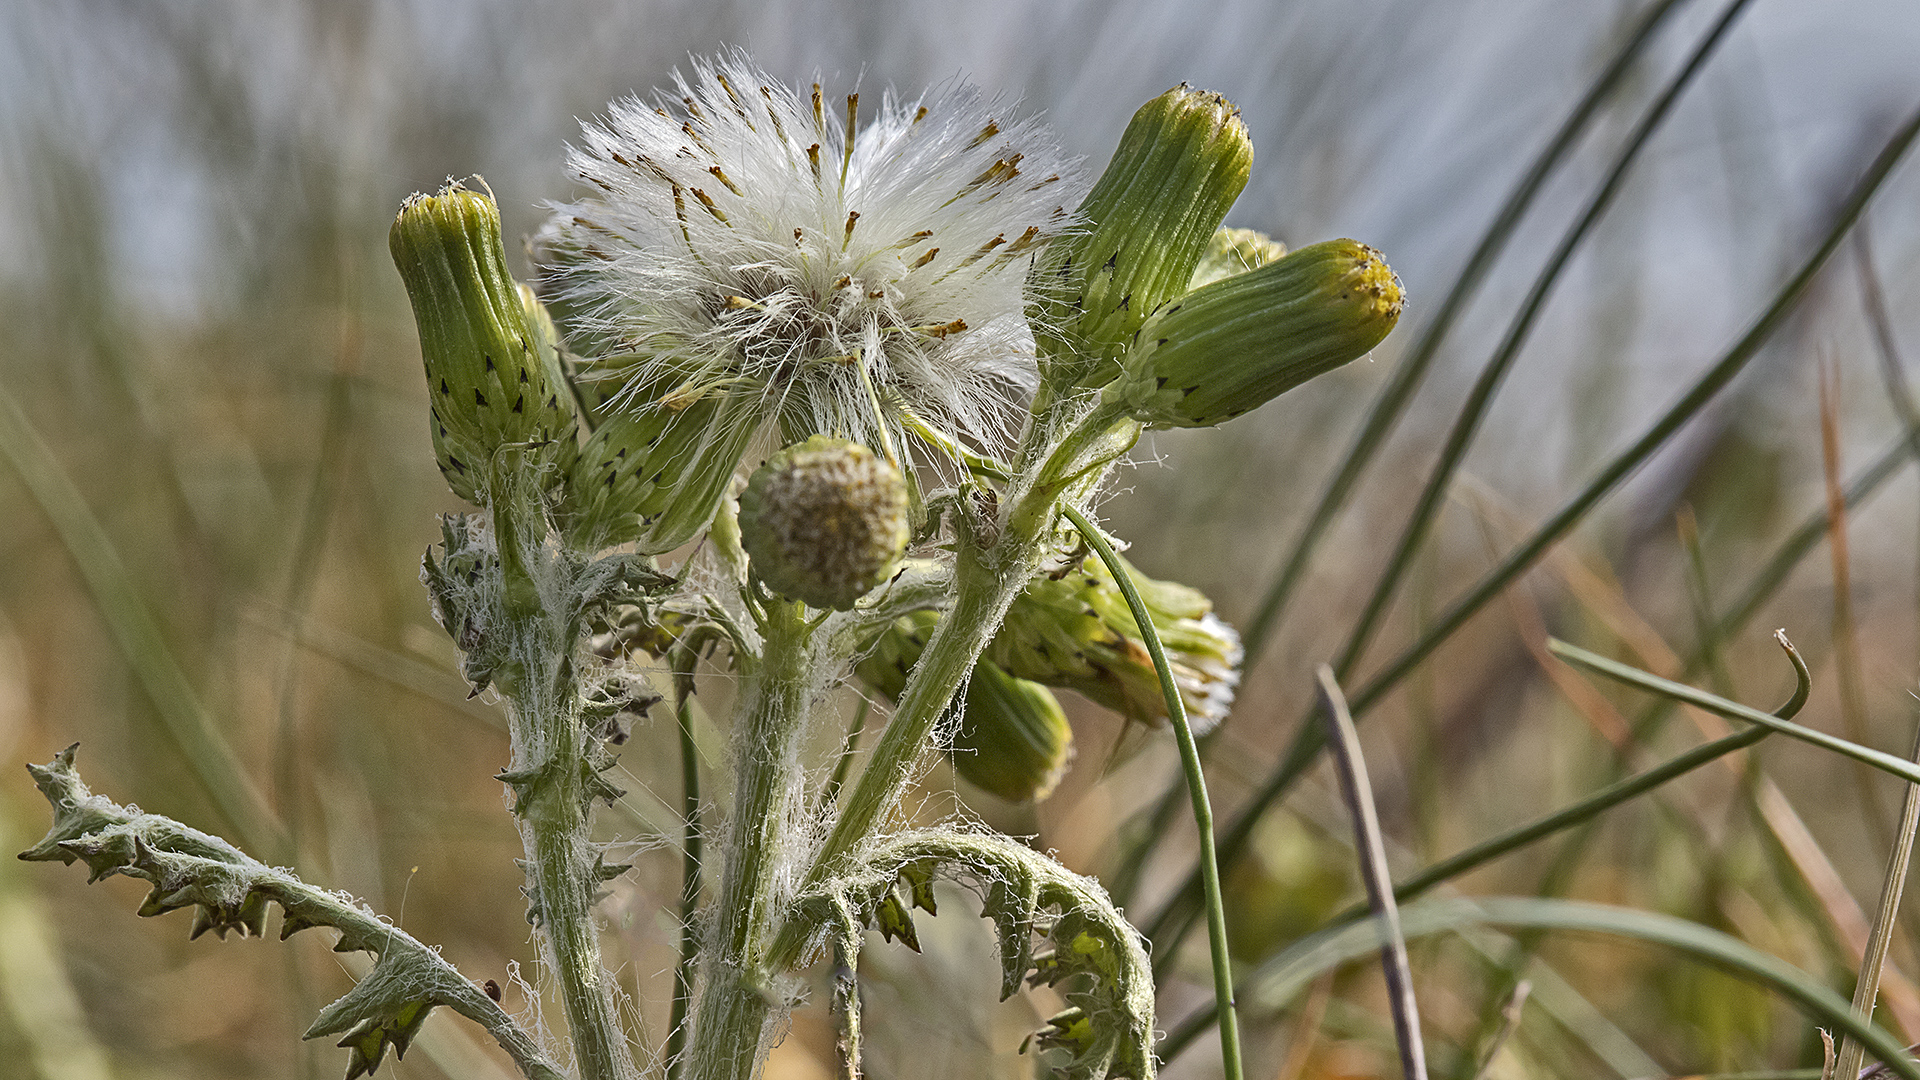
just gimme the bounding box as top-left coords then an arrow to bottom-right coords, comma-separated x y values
988,554 -> 1241,733
737,437 -> 910,610
1032,85 -> 1253,388
957,657 -> 1075,803
390,183 -> 578,504
857,612 -> 1074,803
1107,238 -> 1403,429
1188,227 -> 1287,290
565,388 -> 761,553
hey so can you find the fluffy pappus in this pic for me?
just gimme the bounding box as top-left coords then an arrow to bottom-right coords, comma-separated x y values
537,50 -> 1086,462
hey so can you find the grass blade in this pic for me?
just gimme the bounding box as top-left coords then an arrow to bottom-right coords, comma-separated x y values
1549,638 -> 1920,787
1112,0 -> 1698,911
1468,979 -> 1531,1080
1160,633 -> 1809,1062
1231,897 -> 1920,1080
1322,0 -> 1756,688
1238,0 -> 1697,667
1318,666 -> 1429,1080
1835,722 -> 1920,1080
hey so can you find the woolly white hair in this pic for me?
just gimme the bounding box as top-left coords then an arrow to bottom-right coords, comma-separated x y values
538,50 -> 1085,459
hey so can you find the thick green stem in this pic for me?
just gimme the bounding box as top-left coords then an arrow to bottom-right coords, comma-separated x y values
687,602 -> 819,1080
493,476 -> 640,1080
768,531 -> 1041,971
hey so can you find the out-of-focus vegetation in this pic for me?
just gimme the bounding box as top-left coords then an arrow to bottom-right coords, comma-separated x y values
5,1 -> 1920,1078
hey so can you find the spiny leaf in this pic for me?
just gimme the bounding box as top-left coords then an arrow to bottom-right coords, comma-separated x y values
793,828 -> 1155,1080
19,745 -> 567,1080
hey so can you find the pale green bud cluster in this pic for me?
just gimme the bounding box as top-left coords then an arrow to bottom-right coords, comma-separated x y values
990,554 -> 1241,734
389,183 -> 577,505
859,612 -> 1074,804
737,437 -> 912,610
1032,85 -> 1253,388
1106,237 -> 1403,428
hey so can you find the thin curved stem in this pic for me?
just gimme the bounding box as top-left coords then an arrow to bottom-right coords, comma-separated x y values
1061,502 -> 1242,1080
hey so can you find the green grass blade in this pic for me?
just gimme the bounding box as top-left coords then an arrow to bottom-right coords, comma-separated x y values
1113,0 -> 1697,911
1159,635 -> 1808,1063
1323,0 -> 1755,687
1549,638 -> 1920,786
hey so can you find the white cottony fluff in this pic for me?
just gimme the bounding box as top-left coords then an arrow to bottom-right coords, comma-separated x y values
538,51 -> 1086,458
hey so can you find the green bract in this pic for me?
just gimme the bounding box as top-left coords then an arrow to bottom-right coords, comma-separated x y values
1033,85 -> 1254,389
389,183 -> 577,505
1107,237 -> 1403,429
737,436 -> 911,610
565,385 -> 762,553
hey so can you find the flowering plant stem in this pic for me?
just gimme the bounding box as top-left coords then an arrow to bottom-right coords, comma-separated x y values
688,598 -> 821,1080
1060,501 -> 1244,1080
492,480 -> 643,1080
768,405 -> 1137,974
667,640 -> 707,1080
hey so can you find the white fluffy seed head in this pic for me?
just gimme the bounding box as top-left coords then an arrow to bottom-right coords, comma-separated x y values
537,50 -> 1085,460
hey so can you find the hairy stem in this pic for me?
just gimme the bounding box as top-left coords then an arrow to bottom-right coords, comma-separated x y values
769,524 -> 1040,970
493,477 -> 640,1080
515,748 -> 638,1080
688,601 -> 820,1080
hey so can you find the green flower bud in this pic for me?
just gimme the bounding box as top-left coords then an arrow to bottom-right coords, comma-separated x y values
958,656 -> 1075,803
737,436 -> 910,610
1107,237 -> 1403,429
988,554 -> 1241,733
1188,227 -> 1287,290
1032,85 -> 1253,388
390,183 -> 578,504
565,387 -> 761,553
857,612 -> 1074,804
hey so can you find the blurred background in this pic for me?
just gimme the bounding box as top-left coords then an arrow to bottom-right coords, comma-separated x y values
4,1 -> 1920,1078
